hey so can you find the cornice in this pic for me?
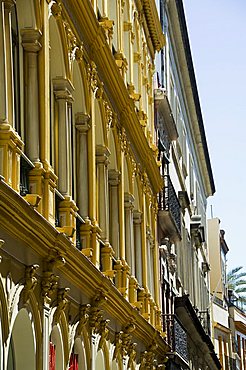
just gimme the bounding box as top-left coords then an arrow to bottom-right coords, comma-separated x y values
142,0 -> 166,52
167,0 -> 215,197
61,0 -> 163,194
0,179 -> 168,353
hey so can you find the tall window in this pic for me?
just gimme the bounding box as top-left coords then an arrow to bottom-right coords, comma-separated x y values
11,5 -> 21,136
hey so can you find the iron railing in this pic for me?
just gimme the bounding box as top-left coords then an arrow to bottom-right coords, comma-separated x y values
76,216 -> 83,250
163,314 -> 189,364
159,175 -> 181,234
20,154 -> 34,196
198,309 -> 211,337
229,356 -> 238,370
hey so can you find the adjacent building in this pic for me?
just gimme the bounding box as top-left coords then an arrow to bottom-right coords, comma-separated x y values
208,218 -> 234,369
155,1 -> 220,369
229,302 -> 246,370
208,218 -> 246,369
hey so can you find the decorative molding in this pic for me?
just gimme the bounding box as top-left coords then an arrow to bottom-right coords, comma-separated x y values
22,264 -> 39,304
21,29 -> 42,52
97,319 -> 110,350
113,332 -> 123,361
53,287 -> 70,323
41,250 -> 66,303
76,303 -> 91,336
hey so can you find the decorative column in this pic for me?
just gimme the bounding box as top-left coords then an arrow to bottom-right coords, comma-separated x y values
109,169 -> 120,257
53,78 -> 77,239
21,29 -> 42,163
0,0 -> 14,126
21,29 -> 46,214
0,1 -> 23,191
133,210 -> 142,286
96,144 -> 110,243
75,112 -> 90,219
53,78 -> 74,197
124,192 -> 134,274
0,1 -> 9,123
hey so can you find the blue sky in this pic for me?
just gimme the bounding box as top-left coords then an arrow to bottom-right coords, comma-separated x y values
183,0 -> 246,270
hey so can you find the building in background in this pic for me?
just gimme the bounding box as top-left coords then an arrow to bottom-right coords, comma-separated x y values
228,302 -> 246,370
155,1 -> 220,369
208,218 -> 234,369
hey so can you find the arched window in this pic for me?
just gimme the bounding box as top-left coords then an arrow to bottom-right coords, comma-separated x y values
50,325 -> 64,370
7,308 -> 36,370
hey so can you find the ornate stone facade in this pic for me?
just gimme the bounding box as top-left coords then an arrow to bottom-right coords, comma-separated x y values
0,0 -> 168,369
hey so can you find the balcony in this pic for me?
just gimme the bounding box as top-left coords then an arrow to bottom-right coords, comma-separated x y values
158,175 -> 181,241
198,309 -> 211,337
163,314 -> 189,365
20,154 -> 34,196
154,88 -> 178,143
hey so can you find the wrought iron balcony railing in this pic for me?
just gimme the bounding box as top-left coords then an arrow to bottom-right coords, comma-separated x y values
76,216 -> 83,250
198,309 -> 211,337
163,314 -> 189,364
20,154 -> 34,196
158,175 -> 181,238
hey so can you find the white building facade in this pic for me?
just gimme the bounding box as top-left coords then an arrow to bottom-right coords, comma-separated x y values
155,1 -> 220,369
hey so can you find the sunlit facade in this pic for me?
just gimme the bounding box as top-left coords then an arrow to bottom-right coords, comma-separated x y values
0,0 -> 169,369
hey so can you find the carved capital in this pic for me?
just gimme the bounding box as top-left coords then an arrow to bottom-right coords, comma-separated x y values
41,250 -> 66,303
41,271 -> 59,303
21,29 -> 42,53
76,303 -> 91,335
89,290 -> 107,331
97,319 -> 110,350
124,192 -> 135,209
133,210 -> 142,224
87,61 -> 98,92
75,112 -> 91,132
96,145 -> 111,164
108,169 -> 120,186
75,44 -> 84,62
127,342 -> 137,369
22,264 -> 39,303
113,332 -> 123,361
53,78 -> 74,102
53,287 -> 70,323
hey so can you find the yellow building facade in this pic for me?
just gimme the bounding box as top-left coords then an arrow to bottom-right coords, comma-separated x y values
0,0 -> 171,369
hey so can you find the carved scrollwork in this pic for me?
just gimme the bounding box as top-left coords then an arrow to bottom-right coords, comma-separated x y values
42,250 -> 66,303
22,264 -> 39,304
87,61 -> 98,92
97,319 -> 110,350
113,331 -> 123,361
53,287 -> 70,323
118,126 -> 129,155
89,290 -> 107,332
51,1 -> 62,19
127,342 -> 137,369
75,44 -> 84,63
76,304 -> 91,336
121,321 -> 136,357
42,271 -> 59,303
103,100 -> 113,131
140,341 -> 158,369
